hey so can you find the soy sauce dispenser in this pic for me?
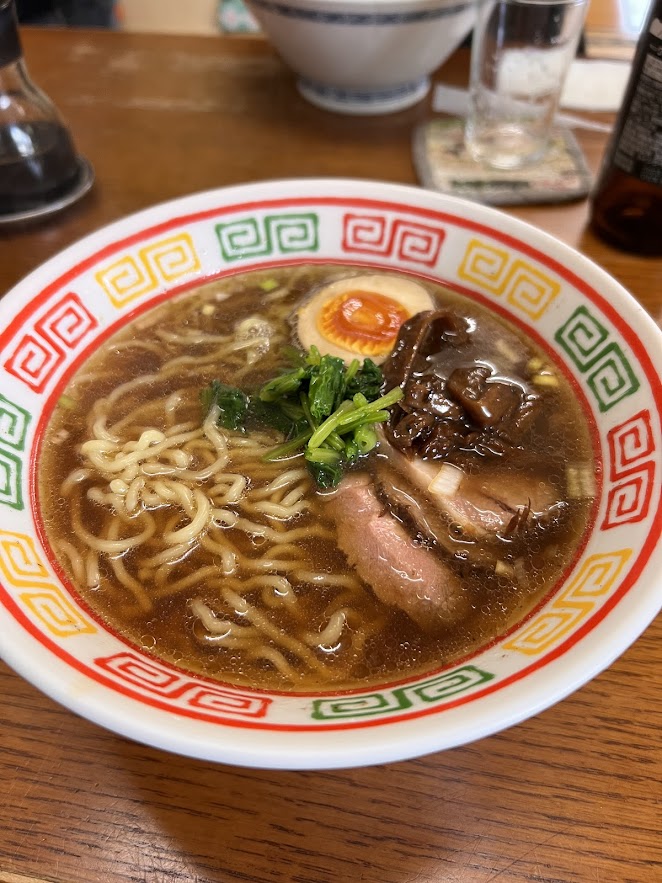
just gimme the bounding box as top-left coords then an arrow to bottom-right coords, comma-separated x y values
0,0 -> 84,217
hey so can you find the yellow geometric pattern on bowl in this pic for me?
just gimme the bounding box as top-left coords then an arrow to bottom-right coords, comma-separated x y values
95,233 -> 201,308
0,530 -> 97,637
20,589 -> 97,638
457,238 -> 560,320
503,549 -> 632,655
0,530 -> 52,587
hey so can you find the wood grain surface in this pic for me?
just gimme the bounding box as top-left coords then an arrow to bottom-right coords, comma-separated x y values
0,29 -> 660,883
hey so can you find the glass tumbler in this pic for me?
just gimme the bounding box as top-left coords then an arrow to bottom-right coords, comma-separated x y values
464,0 -> 588,170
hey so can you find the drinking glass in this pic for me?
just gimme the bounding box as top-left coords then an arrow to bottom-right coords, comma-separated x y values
464,0 -> 588,170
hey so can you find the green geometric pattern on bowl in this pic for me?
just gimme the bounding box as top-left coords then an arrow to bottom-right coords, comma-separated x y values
0,393 -> 31,510
216,213 -> 319,261
312,665 -> 494,719
555,306 -> 640,412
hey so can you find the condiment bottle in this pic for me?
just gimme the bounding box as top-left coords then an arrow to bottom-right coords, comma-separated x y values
0,0 -> 81,215
588,0 -> 662,256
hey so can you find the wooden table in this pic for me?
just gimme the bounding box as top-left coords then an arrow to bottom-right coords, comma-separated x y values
582,0 -> 649,60
1,29 -> 660,883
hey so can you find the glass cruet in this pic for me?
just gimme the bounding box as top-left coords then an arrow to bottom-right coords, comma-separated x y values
0,0 -> 82,216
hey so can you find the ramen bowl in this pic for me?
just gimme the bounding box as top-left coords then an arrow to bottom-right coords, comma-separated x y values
244,0 -> 477,114
0,178 -> 660,770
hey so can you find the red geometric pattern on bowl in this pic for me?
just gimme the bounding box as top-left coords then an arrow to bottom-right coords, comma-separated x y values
3,292 -> 98,393
94,652 -> 271,718
341,213 -> 445,267
603,410 -> 656,529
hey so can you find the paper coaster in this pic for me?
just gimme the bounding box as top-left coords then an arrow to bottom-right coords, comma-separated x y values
413,118 -> 593,206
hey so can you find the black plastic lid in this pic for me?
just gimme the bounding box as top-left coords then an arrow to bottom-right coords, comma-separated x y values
0,1 -> 22,69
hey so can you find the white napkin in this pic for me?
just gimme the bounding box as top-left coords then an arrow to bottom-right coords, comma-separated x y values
560,59 -> 631,111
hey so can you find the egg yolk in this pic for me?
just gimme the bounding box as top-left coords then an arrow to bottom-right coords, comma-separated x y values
317,290 -> 409,356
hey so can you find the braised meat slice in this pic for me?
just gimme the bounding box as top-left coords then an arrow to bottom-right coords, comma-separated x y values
324,475 -> 468,632
382,443 -> 557,539
373,464 -> 500,571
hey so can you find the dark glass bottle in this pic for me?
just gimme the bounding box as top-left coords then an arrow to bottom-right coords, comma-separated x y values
0,0 -> 81,215
588,0 -> 662,256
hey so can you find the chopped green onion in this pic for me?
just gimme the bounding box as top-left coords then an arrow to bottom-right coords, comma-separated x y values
354,425 -> 377,454
58,394 -> 77,410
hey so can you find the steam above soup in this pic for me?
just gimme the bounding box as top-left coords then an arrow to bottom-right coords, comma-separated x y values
39,265 -> 596,691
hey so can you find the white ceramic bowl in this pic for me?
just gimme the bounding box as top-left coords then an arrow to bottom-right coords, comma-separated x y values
0,178 -> 660,770
244,0 -> 477,114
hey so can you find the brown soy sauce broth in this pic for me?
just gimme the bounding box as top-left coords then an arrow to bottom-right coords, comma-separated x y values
39,264 -> 595,692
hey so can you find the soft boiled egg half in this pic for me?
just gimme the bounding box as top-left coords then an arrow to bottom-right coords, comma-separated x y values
296,274 -> 433,363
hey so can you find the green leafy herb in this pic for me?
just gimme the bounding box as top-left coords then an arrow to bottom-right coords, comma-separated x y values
201,348 -> 403,488
305,447 -> 344,490
345,358 -> 383,400
248,398 -> 309,437
259,367 -> 307,402
200,380 -> 248,430
307,353 -> 346,422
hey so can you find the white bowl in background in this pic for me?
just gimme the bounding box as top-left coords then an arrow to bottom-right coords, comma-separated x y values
244,0 -> 478,114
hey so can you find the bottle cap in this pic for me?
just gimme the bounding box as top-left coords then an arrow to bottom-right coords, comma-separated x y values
0,1 -> 22,69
